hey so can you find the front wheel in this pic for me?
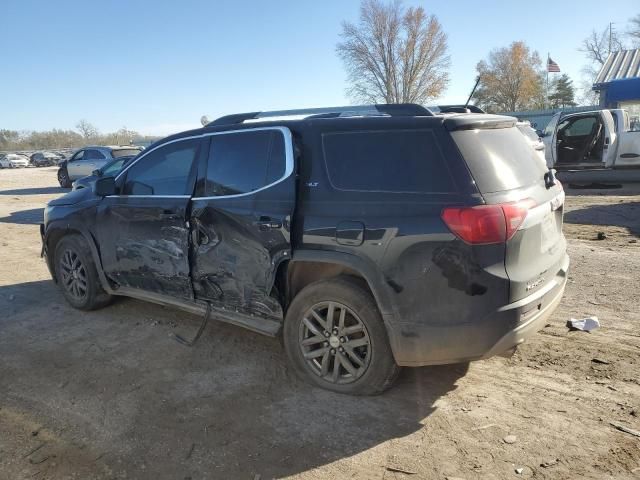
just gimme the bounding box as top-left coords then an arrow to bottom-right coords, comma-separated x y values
58,168 -> 71,188
283,277 -> 400,395
54,235 -> 111,310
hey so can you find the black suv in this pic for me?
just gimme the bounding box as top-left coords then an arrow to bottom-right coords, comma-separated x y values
41,104 -> 569,395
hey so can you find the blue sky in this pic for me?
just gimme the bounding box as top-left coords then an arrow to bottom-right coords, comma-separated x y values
2,0 -> 637,135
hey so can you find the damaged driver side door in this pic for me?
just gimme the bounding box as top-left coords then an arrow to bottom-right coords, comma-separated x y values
97,138 -> 203,299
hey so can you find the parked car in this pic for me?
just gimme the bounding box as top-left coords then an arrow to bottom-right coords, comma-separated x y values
72,156 -> 135,191
41,104 -> 569,395
57,146 -> 143,187
31,151 -> 63,167
0,153 -> 30,168
540,108 -> 640,170
516,121 -> 546,167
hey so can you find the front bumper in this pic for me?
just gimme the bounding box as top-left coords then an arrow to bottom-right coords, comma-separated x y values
388,254 -> 569,366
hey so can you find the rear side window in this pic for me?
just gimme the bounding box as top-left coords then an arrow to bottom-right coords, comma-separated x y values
451,127 -> 547,193
322,129 -> 454,193
85,149 -> 106,160
206,129 -> 286,196
112,148 -> 141,158
122,139 -> 199,196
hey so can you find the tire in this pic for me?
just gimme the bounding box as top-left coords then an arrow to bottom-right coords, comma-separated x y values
54,235 -> 112,310
58,168 -> 71,188
283,276 -> 400,395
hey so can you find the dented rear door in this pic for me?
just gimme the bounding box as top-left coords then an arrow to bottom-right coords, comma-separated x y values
190,127 -> 295,319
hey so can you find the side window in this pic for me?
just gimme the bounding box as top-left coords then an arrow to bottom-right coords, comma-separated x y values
122,139 -> 200,196
206,130 -> 286,196
70,150 -> 84,162
563,117 -> 597,137
322,129 -> 455,193
84,150 -> 99,160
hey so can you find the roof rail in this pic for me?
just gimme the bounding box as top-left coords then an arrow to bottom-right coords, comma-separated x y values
207,103 -> 433,127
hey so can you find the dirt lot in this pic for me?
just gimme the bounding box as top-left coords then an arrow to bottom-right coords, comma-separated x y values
1,167 -> 639,480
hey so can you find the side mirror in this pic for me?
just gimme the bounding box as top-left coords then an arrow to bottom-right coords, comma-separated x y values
92,169 -> 101,176
536,129 -> 544,137
94,176 -> 116,197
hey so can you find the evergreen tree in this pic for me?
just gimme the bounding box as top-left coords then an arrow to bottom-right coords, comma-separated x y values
548,74 -> 576,108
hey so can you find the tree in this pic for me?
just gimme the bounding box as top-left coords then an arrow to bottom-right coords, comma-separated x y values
580,26 -> 623,66
75,119 -> 98,140
548,74 -> 576,108
337,0 -> 450,104
629,14 -> 640,46
472,41 -> 544,112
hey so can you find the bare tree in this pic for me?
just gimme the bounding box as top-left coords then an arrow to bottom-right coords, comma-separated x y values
337,0 -> 450,104
75,119 -> 98,140
472,41 -> 544,112
629,14 -> 640,46
580,26 -> 624,66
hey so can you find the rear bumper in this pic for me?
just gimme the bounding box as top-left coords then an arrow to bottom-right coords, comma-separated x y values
388,254 -> 569,367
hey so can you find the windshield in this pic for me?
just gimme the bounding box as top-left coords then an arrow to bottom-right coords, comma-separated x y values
101,158 -> 126,175
111,148 -> 141,158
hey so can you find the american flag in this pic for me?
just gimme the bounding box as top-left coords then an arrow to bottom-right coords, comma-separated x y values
547,57 -> 560,73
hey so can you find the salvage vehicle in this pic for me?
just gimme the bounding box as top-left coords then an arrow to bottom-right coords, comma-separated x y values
541,108 -> 640,170
31,151 -> 63,167
0,153 -> 30,168
72,156 -> 135,191
42,104 -> 569,395
57,145 -> 142,187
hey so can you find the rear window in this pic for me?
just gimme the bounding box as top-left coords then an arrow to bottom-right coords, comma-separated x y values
112,148 -> 141,158
516,124 -> 539,143
322,129 -> 455,193
451,127 -> 547,193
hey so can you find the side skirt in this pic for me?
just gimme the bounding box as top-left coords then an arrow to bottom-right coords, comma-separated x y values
113,287 -> 282,337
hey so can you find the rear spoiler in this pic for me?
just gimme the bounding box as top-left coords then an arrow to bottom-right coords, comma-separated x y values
444,114 -> 517,132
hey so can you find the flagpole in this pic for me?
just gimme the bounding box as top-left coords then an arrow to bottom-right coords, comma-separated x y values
546,52 -> 549,110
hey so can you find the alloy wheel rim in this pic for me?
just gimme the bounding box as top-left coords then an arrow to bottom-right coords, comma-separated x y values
298,301 -> 371,384
60,249 -> 88,300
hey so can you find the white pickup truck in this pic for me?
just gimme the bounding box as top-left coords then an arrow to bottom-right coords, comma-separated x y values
541,109 -> 640,170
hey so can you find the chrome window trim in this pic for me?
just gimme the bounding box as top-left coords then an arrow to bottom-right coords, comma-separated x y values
113,126 -> 294,200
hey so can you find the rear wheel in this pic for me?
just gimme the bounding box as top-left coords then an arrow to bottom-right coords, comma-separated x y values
54,235 -> 111,310
283,277 -> 400,395
58,168 -> 71,188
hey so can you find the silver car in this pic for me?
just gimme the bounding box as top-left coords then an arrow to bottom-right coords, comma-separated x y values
57,146 -> 142,187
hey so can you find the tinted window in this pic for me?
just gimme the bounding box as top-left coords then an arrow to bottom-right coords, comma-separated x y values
112,148 -> 141,158
123,139 -> 199,196
70,150 -> 84,162
322,129 -> 454,193
206,130 -> 286,196
85,149 -> 106,160
451,126 -> 547,193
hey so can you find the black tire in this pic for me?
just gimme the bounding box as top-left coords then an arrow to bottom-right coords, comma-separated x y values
283,276 -> 400,395
58,168 -> 71,188
54,235 -> 112,310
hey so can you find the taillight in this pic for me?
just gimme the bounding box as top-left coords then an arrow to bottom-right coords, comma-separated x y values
441,199 -> 535,245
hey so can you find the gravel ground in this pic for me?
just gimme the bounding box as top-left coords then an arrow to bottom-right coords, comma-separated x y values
0,167 -> 639,480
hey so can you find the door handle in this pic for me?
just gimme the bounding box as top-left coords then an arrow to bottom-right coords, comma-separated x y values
256,216 -> 282,231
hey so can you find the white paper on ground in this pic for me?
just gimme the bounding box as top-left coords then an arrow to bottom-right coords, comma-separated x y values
568,316 -> 600,332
